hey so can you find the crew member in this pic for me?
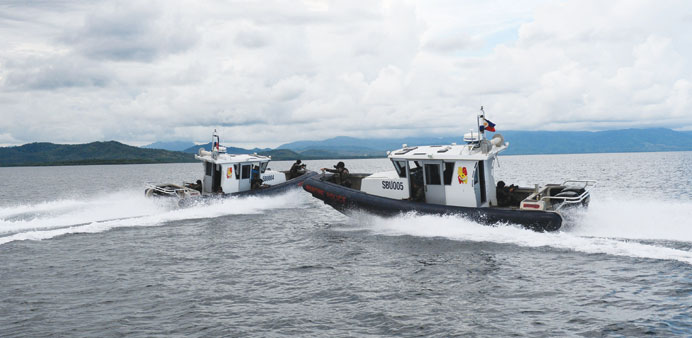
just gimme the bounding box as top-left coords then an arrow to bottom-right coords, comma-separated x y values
188,179 -> 203,192
496,181 -> 509,207
289,159 -> 306,179
322,161 -> 351,187
251,165 -> 263,190
496,181 -> 518,207
409,181 -> 425,202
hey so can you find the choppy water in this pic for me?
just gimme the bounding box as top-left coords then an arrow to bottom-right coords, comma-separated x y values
1,152 -> 691,336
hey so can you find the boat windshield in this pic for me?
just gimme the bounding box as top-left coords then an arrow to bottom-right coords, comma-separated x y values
392,160 -> 407,178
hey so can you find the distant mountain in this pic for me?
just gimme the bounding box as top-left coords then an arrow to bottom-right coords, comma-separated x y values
5,128 -> 690,167
277,128 -> 692,156
278,136 -> 456,154
182,143 -> 375,160
257,149 -> 302,160
498,128 -> 692,155
182,142 -> 270,155
142,141 -> 195,151
0,141 -> 195,167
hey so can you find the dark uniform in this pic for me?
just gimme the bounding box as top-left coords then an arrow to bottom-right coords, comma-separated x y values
409,182 -> 425,202
323,161 -> 351,187
251,166 -> 263,190
187,179 -> 203,192
496,181 -> 518,207
289,160 -> 305,179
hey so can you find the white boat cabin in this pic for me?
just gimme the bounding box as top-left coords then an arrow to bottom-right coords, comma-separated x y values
194,132 -> 286,194
360,132 -> 507,208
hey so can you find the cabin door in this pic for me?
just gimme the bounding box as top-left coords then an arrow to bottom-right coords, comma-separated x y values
422,161 -> 445,205
239,164 -> 252,192
212,164 -> 222,193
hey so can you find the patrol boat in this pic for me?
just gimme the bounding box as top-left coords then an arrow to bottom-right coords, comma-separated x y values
303,108 -> 596,232
146,131 -> 317,203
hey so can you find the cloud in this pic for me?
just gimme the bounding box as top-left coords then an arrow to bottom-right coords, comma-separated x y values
234,27 -> 271,49
2,54 -> 111,90
0,132 -> 21,147
423,33 -> 479,53
64,1 -> 198,62
0,0 -> 691,147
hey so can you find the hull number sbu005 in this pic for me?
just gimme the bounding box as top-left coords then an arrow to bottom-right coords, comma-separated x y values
382,181 -> 404,190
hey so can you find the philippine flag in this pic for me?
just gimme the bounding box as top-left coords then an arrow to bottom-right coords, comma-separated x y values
480,117 -> 496,132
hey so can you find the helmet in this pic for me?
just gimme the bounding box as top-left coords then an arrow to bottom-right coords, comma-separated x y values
335,161 -> 345,168
296,159 -> 302,164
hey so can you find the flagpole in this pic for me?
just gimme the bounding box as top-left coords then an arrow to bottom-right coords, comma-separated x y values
478,106 -> 485,141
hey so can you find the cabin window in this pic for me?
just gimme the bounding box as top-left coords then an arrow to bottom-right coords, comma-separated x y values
205,162 -> 212,176
234,164 -> 240,179
392,160 -> 407,178
260,162 -> 268,173
424,163 -> 441,185
443,162 -> 454,185
241,165 -> 251,179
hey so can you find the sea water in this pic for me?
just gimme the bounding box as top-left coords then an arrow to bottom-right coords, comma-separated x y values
0,152 -> 691,336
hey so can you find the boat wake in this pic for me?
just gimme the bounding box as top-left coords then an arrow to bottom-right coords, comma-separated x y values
351,196 -> 692,265
0,190 -> 309,246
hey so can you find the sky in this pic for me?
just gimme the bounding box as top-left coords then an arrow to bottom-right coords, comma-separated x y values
1,0 -> 691,148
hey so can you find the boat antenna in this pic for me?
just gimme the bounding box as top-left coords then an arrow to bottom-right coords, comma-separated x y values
212,129 -> 220,152
477,106 -> 485,141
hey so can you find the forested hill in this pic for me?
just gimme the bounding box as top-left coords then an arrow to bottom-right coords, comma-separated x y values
498,128 -> 692,155
0,141 -> 195,167
3,128 -> 691,167
276,128 -> 692,156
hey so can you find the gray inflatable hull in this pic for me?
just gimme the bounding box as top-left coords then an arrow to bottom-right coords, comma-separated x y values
178,171 -> 319,207
303,175 -> 563,232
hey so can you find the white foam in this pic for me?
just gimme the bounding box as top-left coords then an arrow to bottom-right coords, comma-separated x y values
0,191 -> 167,235
0,199 -> 85,219
570,196 -> 692,242
0,190 -> 310,246
352,195 -> 692,265
4,189 -> 691,265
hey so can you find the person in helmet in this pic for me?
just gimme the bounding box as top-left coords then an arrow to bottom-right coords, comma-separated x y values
289,159 -> 306,179
322,161 -> 351,187
496,180 -> 519,207
186,179 -> 203,192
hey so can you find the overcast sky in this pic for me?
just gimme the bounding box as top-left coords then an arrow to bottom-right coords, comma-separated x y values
1,0 -> 691,148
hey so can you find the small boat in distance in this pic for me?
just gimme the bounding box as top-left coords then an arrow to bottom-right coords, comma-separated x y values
303,107 -> 596,232
146,131 -> 317,204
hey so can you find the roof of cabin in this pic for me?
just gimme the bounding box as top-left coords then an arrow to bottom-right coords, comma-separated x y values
195,152 -> 271,164
387,141 -> 508,161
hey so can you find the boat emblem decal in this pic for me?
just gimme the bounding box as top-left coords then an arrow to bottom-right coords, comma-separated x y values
227,167 -> 233,178
458,167 -> 468,184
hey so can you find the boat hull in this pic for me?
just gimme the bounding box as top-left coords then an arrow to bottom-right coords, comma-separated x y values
303,175 -> 563,232
167,171 -> 319,207
233,170 -> 318,197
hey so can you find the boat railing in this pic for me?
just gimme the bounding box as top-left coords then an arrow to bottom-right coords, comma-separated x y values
540,180 -> 598,211
561,180 -> 598,188
145,183 -> 188,196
